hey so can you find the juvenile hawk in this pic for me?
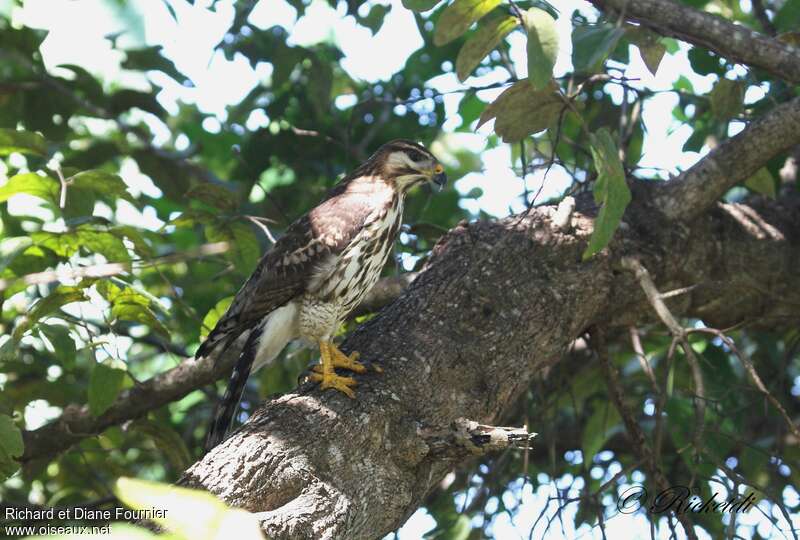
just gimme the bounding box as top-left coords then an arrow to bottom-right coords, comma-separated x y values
199,139 -> 446,449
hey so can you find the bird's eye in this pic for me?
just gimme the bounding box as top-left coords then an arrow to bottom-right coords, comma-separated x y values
407,150 -> 426,162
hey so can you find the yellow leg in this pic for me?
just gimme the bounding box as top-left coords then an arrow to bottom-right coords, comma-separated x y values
308,341 -> 358,398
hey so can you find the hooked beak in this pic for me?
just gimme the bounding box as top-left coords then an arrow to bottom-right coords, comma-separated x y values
431,164 -> 447,191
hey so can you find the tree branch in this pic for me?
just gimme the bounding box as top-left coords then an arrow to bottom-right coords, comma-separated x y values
17,273 -> 418,463
590,0 -> 800,84
593,328 -> 698,540
176,186 -> 800,539
652,95 -> 800,222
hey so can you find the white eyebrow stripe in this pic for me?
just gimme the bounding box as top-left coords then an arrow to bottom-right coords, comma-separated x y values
387,151 -> 418,168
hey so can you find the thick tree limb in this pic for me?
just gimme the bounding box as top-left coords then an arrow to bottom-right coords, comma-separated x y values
653,95 -> 800,221
178,188 -> 800,539
590,0 -> 800,84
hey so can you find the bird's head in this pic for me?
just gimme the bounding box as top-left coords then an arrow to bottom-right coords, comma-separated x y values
372,139 -> 447,193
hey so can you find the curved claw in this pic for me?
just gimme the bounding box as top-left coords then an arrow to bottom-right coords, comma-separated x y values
313,347 -> 366,374
308,371 -> 357,399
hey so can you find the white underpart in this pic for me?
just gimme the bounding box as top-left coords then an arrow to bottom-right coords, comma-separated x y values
329,198 -> 403,300
300,194 -> 403,342
252,302 -> 300,372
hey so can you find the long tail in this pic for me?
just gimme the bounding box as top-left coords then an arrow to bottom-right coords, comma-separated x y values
204,326 -> 262,451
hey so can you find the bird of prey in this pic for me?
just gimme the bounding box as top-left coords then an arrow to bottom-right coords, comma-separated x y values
199,139 -> 446,449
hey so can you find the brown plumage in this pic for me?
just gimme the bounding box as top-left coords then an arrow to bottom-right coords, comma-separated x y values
201,139 -> 446,449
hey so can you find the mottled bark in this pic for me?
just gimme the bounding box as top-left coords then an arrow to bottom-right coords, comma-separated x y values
590,0 -> 800,84
180,186 -> 800,539
652,96 -> 800,221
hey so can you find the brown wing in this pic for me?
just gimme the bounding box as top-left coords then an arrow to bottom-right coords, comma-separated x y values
195,184 -> 378,358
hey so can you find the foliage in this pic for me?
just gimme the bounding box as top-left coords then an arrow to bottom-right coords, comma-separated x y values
0,0 -> 797,538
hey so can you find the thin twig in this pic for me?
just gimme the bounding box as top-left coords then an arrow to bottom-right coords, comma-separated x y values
621,257 -> 706,480
0,242 -> 230,292
690,327 -> 800,441
629,326 -> 658,392
592,328 -> 699,540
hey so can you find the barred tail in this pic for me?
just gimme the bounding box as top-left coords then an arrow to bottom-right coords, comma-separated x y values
204,327 -> 262,451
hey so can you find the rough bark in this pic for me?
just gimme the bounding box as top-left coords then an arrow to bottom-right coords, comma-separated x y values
652,96 -> 800,221
20,0 -> 800,471
590,0 -> 800,84
179,186 -> 800,539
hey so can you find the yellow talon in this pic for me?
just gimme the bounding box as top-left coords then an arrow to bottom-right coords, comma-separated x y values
308,371 -> 357,398
309,341 -> 360,398
311,344 -> 367,374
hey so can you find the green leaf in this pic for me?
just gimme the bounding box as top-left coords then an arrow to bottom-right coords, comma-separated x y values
456,15 -> 518,82
129,419 -> 192,472
0,172 -> 59,205
308,56 -> 333,114
448,514 -> 472,540
112,302 -> 169,338
206,221 -> 260,273
581,403 -> 622,462
88,361 -> 127,417
133,148 -> 194,200
0,413 -> 23,480
358,4 -> 391,35
98,282 -> 169,337
113,225 -> 154,258
456,92 -> 484,129
582,128 -> 631,260
433,0 -> 502,46
109,89 -> 165,117
39,324 -> 77,368
69,170 -> 135,203
0,338 -> 17,366
63,185 -> 96,219
33,226 -> 130,262
477,79 -> 563,142
775,0 -> 800,31
14,286 -> 89,339
572,23 -> 624,74
114,478 -> 264,540
56,64 -> 106,105
522,8 -> 558,90
122,46 -> 184,81
0,237 -> 34,274
709,78 -> 744,120
688,47 -> 725,76
626,28 -> 666,76
201,296 -> 234,339
186,183 -> 238,211
0,128 -> 47,156
402,0 -> 442,12
168,208 -> 216,229
744,168 -> 776,198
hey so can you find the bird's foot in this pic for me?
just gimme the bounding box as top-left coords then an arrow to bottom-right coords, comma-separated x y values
308,340 -> 361,398
312,344 -> 366,374
307,370 -> 358,399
